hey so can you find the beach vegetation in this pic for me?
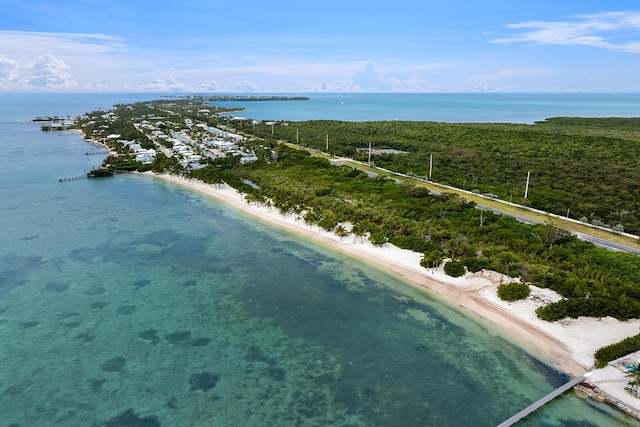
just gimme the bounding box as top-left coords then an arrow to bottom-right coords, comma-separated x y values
594,334 -> 640,368
497,282 -> 531,302
420,248 -> 446,270
88,168 -> 114,178
626,363 -> 640,397
444,260 -> 466,277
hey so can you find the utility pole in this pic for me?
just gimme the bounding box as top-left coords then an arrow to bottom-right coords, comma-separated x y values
368,141 -> 372,164
296,128 -> 299,144
524,171 -> 531,199
429,153 -> 433,180
326,134 -> 329,151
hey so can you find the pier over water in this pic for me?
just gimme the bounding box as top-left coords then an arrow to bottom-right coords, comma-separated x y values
498,375 -> 587,426
58,174 -> 87,182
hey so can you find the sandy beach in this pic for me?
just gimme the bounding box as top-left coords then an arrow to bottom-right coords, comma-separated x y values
150,172 -> 640,415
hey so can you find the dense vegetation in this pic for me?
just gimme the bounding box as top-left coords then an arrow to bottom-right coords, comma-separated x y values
188,143 -> 640,322
497,282 -> 531,302
236,118 -> 640,234
594,334 -> 640,368
443,260 -> 466,277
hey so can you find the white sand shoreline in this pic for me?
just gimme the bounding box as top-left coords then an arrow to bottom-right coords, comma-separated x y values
146,172 -> 640,416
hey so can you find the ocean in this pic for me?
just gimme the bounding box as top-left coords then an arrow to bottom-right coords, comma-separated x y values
1,93 -> 639,426
212,92 -> 640,123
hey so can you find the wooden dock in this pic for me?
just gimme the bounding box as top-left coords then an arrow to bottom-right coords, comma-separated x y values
58,174 -> 87,182
497,375 -> 586,426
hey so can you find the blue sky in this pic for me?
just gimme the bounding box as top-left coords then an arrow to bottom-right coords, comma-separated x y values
1,0 -> 639,92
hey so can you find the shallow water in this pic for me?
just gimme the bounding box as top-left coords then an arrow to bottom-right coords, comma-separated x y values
1,94 -> 639,426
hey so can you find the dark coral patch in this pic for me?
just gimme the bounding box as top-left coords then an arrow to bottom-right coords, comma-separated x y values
88,378 -> 107,393
45,281 -> 69,292
245,345 -> 276,365
104,408 -> 160,427
265,367 -> 286,381
77,331 -> 95,342
61,320 -> 82,328
2,384 -> 24,395
132,279 -> 151,289
190,337 -> 211,347
164,330 -> 191,345
117,305 -> 138,315
84,285 -> 106,296
189,372 -> 220,391
101,356 -> 126,372
139,329 -> 160,345
90,301 -> 109,310
18,321 -> 40,328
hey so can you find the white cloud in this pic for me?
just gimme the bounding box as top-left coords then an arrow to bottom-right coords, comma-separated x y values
350,61 -> 392,92
493,11 -> 640,53
0,54 -> 20,88
343,61 -> 449,93
0,31 -> 127,60
26,54 -> 77,89
192,80 -> 219,92
294,80 -> 316,92
233,81 -> 261,92
139,77 -> 186,92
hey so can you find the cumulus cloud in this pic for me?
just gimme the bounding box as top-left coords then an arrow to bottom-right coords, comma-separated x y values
234,80 -> 260,92
493,11 -> 640,53
192,80 -> 219,92
0,54 -> 20,87
139,77 -> 186,91
26,54 -> 77,88
294,80 -> 314,92
350,61 -> 391,91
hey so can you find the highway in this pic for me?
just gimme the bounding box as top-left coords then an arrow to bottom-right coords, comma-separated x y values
477,205 -> 640,254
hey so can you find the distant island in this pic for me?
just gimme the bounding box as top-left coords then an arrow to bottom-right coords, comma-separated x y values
32,116 -> 66,122
161,95 -> 310,102
35,115 -> 74,130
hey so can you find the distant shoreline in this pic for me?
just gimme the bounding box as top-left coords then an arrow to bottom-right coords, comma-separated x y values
160,95 -> 310,102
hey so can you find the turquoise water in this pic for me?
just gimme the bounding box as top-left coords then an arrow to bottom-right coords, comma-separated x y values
1,94 -> 640,426
214,92 -> 640,123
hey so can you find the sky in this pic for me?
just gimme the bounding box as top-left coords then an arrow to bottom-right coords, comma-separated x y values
1,0 -> 639,92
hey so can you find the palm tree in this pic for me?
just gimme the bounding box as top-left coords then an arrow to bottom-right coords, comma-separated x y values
293,205 -> 304,226
626,363 -> 640,397
335,224 -> 349,241
351,222 -> 365,244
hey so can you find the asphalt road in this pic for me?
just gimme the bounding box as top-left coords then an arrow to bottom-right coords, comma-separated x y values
477,204 -> 640,254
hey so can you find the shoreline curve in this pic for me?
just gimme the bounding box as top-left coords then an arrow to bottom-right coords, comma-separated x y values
142,171 -> 640,417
